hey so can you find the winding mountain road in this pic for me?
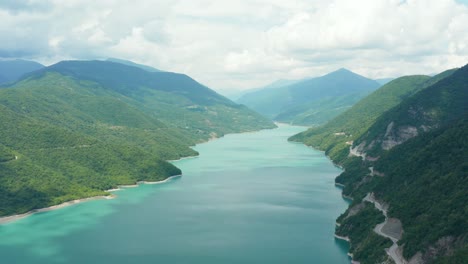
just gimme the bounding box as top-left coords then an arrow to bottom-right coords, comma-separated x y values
363,193 -> 407,264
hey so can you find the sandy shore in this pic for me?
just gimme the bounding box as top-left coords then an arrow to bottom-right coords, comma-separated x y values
0,195 -> 115,225
0,175 -> 182,225
106,175 -> 182,192
138,175 -> 181,185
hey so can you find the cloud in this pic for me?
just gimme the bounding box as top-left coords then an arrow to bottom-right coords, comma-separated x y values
0,0 -> 467,90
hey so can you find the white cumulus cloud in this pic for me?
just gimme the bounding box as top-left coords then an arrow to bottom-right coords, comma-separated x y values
0,0 -> 467,90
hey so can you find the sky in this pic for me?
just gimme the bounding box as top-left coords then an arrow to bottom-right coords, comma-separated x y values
1,0 -> 468,91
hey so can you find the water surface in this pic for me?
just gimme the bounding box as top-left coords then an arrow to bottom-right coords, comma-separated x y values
0,124 -> 350,263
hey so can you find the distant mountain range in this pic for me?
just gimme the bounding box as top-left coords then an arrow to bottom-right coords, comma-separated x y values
106,58 -> 162,72
375,77 -> 394,85
291,64 -> 467,263
0,59 -> 274,217
0,59 -> 44,85
237,68 -> 381,125
219,79 -> 300,101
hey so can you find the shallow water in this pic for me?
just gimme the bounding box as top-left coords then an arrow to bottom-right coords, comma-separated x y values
0,124 -> 350,263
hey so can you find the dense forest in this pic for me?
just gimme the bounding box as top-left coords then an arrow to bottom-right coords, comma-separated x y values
0,60 -> 275,217
291,65 -> 467,263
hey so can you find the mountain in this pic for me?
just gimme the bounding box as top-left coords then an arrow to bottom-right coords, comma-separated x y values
28,60 -> 275,139
237,68 -> 381,125
106,58 -> 162,72
290,68 -> 457,163
0,73 -> 7,84
0,60 -> 275,217
0,59 -> 44,84
219,79 -> 300,101
291,65 -> 467,263
256,78 -> 301,90
375,77 -> 394,85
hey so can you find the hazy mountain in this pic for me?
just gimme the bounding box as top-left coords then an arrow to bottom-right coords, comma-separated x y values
0,73 -> 7,84
0,59 -> 44,84
375,78 -> 394,85
106,58 -> 162,72
219,79 -> 300,101
237,68 -> 381,125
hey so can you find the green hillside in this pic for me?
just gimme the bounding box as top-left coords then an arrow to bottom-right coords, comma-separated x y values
291,65 -> 467,263
290,69 -> 457,163
32,60 -> 274,139
373,117 -> 467,260
237,68 -> 380,125
0,60 -> 275,217
354,67 -> 467,157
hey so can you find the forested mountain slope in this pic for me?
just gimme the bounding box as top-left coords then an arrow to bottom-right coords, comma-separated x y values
290,69 -> 457,163
0,60 -> 275,217
237,68 -> 380,125
28,60 -> 274,139
291,65 -> 467,263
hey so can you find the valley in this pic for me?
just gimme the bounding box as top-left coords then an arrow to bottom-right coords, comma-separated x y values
0,125 -> 352,264
0,52 -> 466,264
0,59 -> 275,217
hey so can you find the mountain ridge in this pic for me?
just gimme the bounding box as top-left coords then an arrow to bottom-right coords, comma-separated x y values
0,59 -> 44,85
237,68 -> 381,125
0,59 -> 275,217
291,64 -> 467,263
106,58 -> 162,72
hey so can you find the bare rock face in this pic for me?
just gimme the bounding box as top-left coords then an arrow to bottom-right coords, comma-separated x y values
349,141 -> 367,159
381,124 -> 419,150
382,218 -> 403,240
345,202 -> 366,219
408,252 -> 424,264
351,121 -> 420,160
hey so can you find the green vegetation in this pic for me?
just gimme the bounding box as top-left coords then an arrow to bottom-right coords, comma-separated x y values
291,65 -> 467,263
237,68 -> 380,125
0,60 -> 275,217
355,67 -> 466,157
0,144 -> 15,162
290,75 -> 433,163
373,117 -> 468,259
434,245 -> 468,264
336,203 -> 392,264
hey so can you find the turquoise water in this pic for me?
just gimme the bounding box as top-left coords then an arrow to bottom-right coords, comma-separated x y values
0,124 -> 350,263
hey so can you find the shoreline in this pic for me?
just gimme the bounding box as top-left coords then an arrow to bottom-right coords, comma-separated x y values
0,195 -> 115,225
167,155 -> 198,162
105,174 -> 182,192
0,126 -> 274,226
0,175 -> 182,225
334,234 -> 351,242
0,126 -> 272,226
300,143 -> 358,263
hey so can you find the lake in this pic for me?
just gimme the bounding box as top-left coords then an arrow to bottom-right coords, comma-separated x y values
0,124 -> 350,263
